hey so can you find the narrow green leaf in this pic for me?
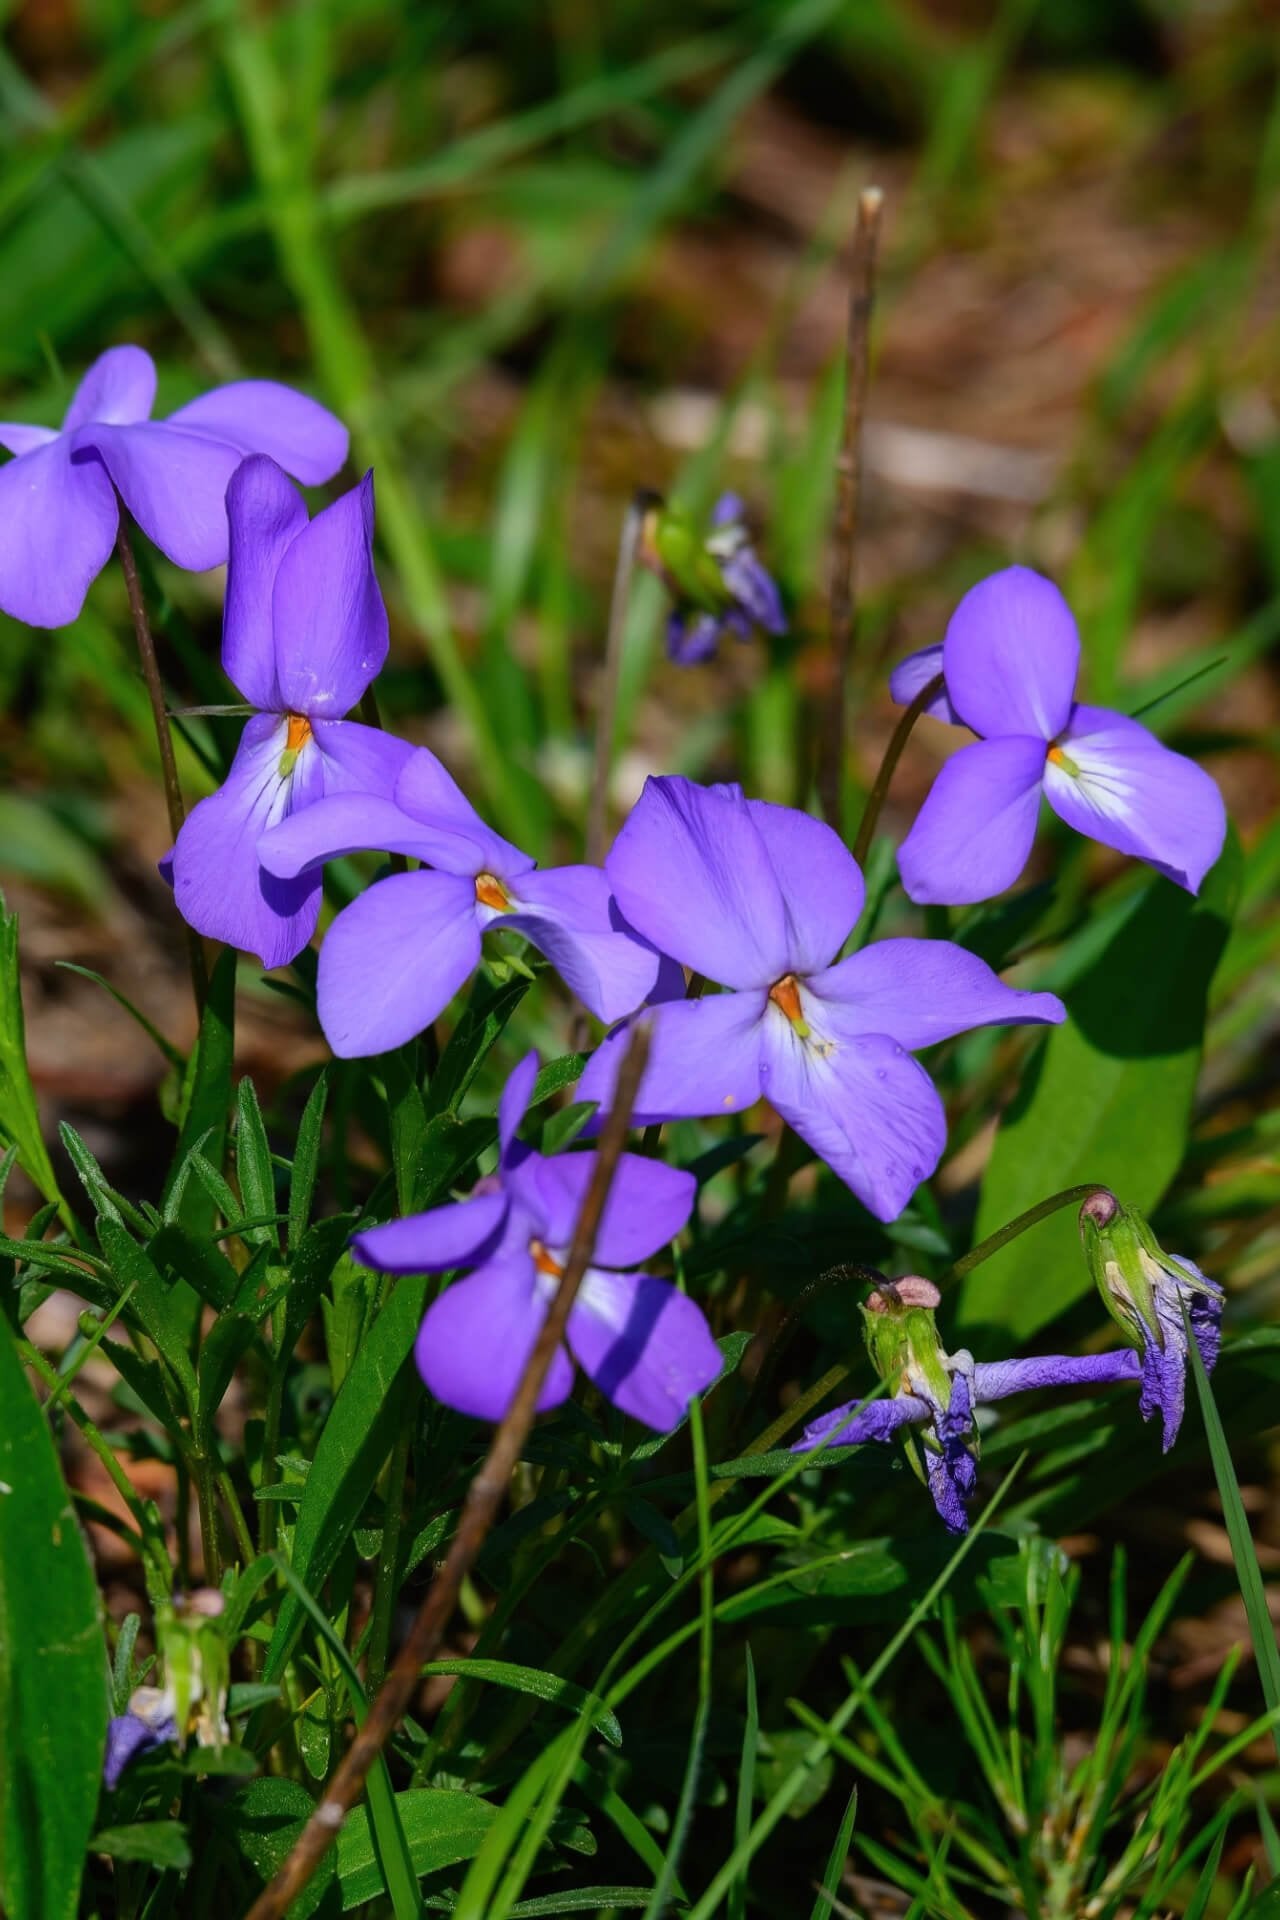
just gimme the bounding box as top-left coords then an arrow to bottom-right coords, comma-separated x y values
423,970 -> 532,1117
147,1222 -> 239,1313
960,844 -> 1240,1339
56,962 -> 183,1070
0,890 -> 72,1229
727,1647 -> 759,1920
165,945 -> 236,1235
0,1316 -> 107,1920
418,1659 -> 621,1747
1187,1330 -> 1280,1766
263,1274 -> 429,1680
58,1123 -> 150,1232
288,1068 -> 329,1252
270,1556 -> 423,1920
98,1218 -> 199,1412
335,1790 -> 496,1909
196,1311 -> 259,1456
235,1076 -> 277,1251
808,1785 -> 858,1920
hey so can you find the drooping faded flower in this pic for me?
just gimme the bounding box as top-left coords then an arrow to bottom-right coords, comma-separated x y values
104,1689 -> 180,1790
1078,1190 -> 1223,1450
793,1278 -> 1142,1532
354,1053 -> 721,1429
167,456 -> 410,968
641,493 -> 785,665
257,747 -> 670,1057
0,346 -> 347,628
577,776 -> 1065,1222
103,1588 -> 229,1788
893,567 -> 1226,904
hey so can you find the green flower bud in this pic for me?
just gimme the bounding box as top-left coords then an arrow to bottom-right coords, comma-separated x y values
641,503 -> 735,617
1078,1191 -> 1219,1354
861,1277 -> 951,1412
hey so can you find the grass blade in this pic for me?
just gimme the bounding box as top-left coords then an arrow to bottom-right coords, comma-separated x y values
1187,1324 -> 1280,1766
809,1785 -> 858,1920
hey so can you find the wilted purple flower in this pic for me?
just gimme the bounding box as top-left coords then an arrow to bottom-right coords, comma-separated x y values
578,776 -> 1065,1222
258,745 -> 669,1057
642,493 -> 785,665
1079,1191 -> 1223,1450
0,346 -> 346,628
354,1053 -> 720,1429
793,1278 -> 1141,1533
894,567 -> 1226,904
167,456 -> 409,969
103,1688 -> 179,1789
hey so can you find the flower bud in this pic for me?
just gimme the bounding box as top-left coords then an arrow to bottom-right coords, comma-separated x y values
860,1277 -> 951,1414
640,500 -> 735,619
1078,1191 -> 1219,1353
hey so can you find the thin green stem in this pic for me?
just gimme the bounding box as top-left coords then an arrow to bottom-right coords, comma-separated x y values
194,1456 -> 223,1586
365,1419 -> 413,1692
217,1463 -> 257,1569
115,511 -> 208,1014
941,1184 -> 1111,1291
852,669 -> 944,868
587,490 -> 656,866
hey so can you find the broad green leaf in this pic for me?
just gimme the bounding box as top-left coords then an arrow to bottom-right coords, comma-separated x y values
263,1274 -> 429,1679
0,890 -> 71,1228
0,1316 -> 107,1920
218,1778 -> 339,1918
90,1821 -> 191,1870
958,844 -> 1240,1341
335,1790 -> 496,1909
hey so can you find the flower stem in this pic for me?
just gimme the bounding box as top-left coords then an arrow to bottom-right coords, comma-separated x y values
818,185 -> 884,830
942,1184 -> 1112,1291
115,510 -> 208,1013
586,489 -> 658,867
851,669 -> 944,868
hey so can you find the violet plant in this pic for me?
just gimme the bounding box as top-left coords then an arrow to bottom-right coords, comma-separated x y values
0,139 -> 1270,1920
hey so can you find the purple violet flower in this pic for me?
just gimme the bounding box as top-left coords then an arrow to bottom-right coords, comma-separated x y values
167,456 -> 410,969
0,346 -> 347,628
353,1053 -> 721,1429
793,1279 -> 1141,1533
644,493 -> 786,665
577,776 -> 1065,1222
1079,1191 -> 1223,1450
893,566 -> 1227,904
103,1688 -> 179,1789
257,749 -> 672,1057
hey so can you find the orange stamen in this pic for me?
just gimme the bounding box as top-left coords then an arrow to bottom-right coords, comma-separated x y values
475,871 -> 510,911
531,1240 -> 562,1279
286,713 -> 313,754
769,973 -> 805,1027
1046,744 -> 1067,767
